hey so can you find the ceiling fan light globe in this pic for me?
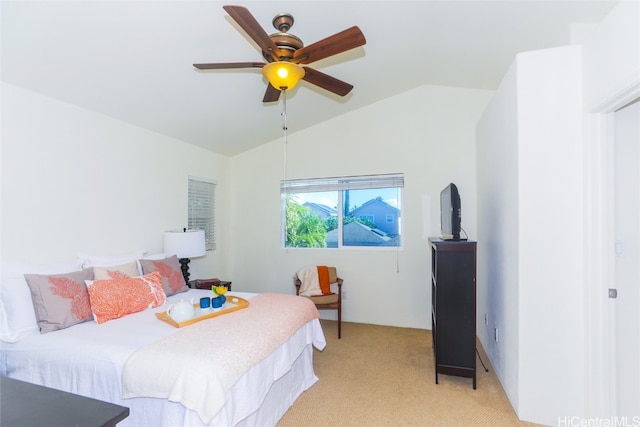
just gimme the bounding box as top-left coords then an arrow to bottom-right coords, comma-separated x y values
277,68 -> 289,79
262,62 -> 304,91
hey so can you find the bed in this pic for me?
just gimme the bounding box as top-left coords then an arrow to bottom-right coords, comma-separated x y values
0,256 -> 326,427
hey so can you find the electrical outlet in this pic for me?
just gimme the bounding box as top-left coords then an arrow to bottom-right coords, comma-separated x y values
342,290 -> 347,300
494,327 -> 499,342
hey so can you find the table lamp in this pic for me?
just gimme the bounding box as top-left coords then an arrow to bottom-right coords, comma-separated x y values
164,228 -> 206,284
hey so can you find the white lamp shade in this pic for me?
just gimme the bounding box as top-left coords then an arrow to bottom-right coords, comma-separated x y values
164,229 -> 206,259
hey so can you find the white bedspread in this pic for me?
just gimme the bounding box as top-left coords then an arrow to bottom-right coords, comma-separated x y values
0,290 -> 327,426
122,293 -> 321,424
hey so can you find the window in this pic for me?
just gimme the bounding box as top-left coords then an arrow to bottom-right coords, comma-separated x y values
359,215 -> 375,223
281,174 -> 403,248
188,177 -> 216,250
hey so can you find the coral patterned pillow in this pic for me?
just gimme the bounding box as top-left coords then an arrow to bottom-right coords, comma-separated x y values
139,255 -> 188,296
93,260 -> 140,280
86,272 -> 167,324
24,269 -> 95,334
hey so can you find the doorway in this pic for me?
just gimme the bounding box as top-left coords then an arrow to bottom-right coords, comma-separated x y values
613,99 -> 640,419
585,83 -> 640,420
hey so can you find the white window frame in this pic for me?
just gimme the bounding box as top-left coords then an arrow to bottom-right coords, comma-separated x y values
188,176 -> 216,251
281,173 -> 404,249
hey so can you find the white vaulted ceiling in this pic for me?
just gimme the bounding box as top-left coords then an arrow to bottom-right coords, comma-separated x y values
1,1 -> 617,156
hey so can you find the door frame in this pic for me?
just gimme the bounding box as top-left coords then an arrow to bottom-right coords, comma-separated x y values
584,78 -> 640,418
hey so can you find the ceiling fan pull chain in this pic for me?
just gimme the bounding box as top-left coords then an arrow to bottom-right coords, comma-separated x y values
281,90 -> 288,132
282,90 -> 288,185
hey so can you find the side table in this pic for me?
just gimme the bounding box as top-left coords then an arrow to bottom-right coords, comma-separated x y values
188,279 -> 232,291
0,376 -> 129,427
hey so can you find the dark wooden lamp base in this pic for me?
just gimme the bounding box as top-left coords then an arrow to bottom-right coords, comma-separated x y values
178,257 -> 191,285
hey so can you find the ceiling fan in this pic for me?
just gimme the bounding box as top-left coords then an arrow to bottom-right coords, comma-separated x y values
193,5 -> 366,103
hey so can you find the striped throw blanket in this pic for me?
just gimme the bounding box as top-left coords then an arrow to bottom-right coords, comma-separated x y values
296,265 -> 332,296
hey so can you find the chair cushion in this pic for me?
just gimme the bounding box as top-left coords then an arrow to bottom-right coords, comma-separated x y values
308,293 -> 339,305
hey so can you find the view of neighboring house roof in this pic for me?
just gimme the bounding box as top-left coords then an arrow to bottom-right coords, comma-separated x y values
303,202 -> 337,218
296,198 -> 400,247
349,197 -> 400,236
351,198 -> 399,214
326,221 -> 395,248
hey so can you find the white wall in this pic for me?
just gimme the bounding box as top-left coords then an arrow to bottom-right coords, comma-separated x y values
517,46 -> 584,424
476,60 -> 521,412
477,45 -> 584,426
229,84 -> 493,329
476,1 -> 640,425
582,1 -> 640,110
1,83 -> 230,280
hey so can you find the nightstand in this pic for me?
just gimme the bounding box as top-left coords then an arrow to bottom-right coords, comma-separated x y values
188,279 -> 232,291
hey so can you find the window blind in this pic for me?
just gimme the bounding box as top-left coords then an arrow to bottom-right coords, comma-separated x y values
281,173 -> 404,193
188,177 -> 216,251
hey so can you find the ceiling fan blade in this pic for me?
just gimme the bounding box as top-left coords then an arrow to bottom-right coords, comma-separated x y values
262,85 -> 281,103
293,26 -> 366,65
223,5 -> 280,62
302,67 -> 354,96
193,62 -> 265,70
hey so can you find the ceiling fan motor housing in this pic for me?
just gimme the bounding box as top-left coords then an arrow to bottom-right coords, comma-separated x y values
265,33 -> 303,61
266,13 -> 303,61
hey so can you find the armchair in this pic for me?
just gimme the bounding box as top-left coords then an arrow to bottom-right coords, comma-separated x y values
294,266 -> 343,338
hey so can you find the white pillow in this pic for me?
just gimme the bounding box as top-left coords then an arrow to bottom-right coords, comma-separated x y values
78,250 -> 147,269
0,277 -> 38,342
1,259 -> 84,342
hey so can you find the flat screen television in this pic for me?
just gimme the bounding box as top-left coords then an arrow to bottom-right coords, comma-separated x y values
440,183 -> 463,241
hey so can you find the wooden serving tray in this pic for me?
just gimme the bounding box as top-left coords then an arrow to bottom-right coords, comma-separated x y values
155,296 -> 249,328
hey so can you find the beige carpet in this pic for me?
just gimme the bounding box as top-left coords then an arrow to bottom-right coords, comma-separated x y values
278,320 -> 544,427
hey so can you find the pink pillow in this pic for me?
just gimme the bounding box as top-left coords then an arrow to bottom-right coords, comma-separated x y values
24,269 -> 94,334
86,272 -> 167,324
139,255 -> 188,296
